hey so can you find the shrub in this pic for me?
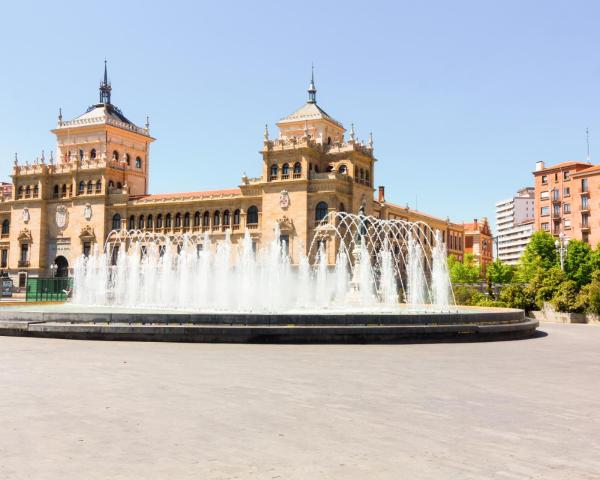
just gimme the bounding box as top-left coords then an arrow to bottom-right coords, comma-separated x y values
499,284 -> 534,310
452,286 -> 485,306
550,280 -> 582,313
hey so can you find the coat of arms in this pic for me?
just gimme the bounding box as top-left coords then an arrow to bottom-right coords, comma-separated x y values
279,190 -> 290,209
22,208 -> 30,224
56,205 -> 68,229
83,203 -> 92,221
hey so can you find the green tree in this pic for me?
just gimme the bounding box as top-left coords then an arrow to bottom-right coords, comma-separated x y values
550,280 -> 582,313
448,253 -> 481,284
533,267 -> 567,309
517,230 -> 558,282
564,240 -> 592,287
577,271 -> 600,315
486,259 -> 515,284
499,283 -> 534,310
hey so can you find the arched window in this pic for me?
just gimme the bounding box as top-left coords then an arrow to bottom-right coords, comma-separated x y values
78,181 -> 85,195
139,215 -> 145,229
270,164 -> 278,179
156,214 -> 163,228
135,156 -> 142,169
2,219 -> 9,235
327,136 -> 332,145
79,149 -> 84,161
112,214 -> 121,230
165,213 -> 172,228
183,212 -> 190,228
124,153 -> 130,165
315,201 -> 328,222
147,214 -> 153,229
33,185 -> 39,197
326,165 -> 333,172
61,184 -> 67,197
282,163 -> 289,177
17,186 -> 23,198
223,210 -> 230,226
112,150 -> 119,161
25,185 -> 31,197
247,206 -> 259,224
233,209 -> 241,225
339,164 -> 347,174
108,180 -> 115,190
175,213 -> 182,228
365,170 -> 370,186
339,203 -> 346,213
314,165 -> 320,173
96,180 -> 102,193
359,168 -> 364,182
194,211 -> 201,227
90,149 -> 97,159
128,215 -> 135,230
213,211 -> 221,226
203,211 -> 210,227
116,182 -> 122,190
293,162 -> 302,175
53,185 -> 59,198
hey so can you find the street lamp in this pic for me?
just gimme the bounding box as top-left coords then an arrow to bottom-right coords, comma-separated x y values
555,233 -> 569,271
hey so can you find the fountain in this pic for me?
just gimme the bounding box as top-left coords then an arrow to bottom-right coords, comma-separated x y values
0,211 -> 537,343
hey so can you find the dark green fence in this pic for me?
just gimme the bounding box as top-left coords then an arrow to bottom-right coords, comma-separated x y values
26,277 -> 72,302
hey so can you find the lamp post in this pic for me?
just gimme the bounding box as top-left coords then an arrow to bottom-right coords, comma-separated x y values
555,233 -> 569,271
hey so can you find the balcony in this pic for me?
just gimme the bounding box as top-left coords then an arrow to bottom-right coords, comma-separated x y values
18,260 -> 30,268
580,204 -> 590,212
580,223 -> 591,231
579,188 -> 590,195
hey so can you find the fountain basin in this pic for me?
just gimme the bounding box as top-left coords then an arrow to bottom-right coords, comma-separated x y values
0,305 -> 537,343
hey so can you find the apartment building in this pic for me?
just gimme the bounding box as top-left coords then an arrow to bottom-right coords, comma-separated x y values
495,187 -> 535,264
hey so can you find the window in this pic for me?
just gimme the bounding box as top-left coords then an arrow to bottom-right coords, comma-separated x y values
183,212 -> 190,228
280,234 -> 290,256
223,210 -> 230,226
17,186 -> 23,199
175,213 -> 182,228
564,171 -> 570,180
541,175 -> 547,184
564,187 -> 570,196
33,185 -> 39,197
213,211 -> 220,226
108,180 -> 114,190
540,207 -> 549,216
540,191 -> 549,200
1,249 -> 7,268
553,205 -> 560,216
128,215 -> 135,230
270,164 -> 278,179
582,196 -> 589,209
96,180 -> 102,193
20,243 -> 29,263
83,242 -> 91,258
79,149 -> 84,162
1,220 -> 9,235
61,184 -> 67,198
139,215 -> 145,229
359,168 -> 364,182
124,153 -> 130,165
552,189 -> 560,201
87,181 -> 93,194
315,201 -> 328,222
582,213 -> 590,227
339,203 -> 345,213
136,156 -> 142,169
53,185 -> 59,198
112,214 -> 121,230
564,219 -> 571,228
117,182 -> 122,190
90,149 -> 96,159
78,181 -> 85,195
339,164 -> 347,174
247,206 -> 259,224
365,170 -> 370,186
582,178 -> 589,192
233,209 -> 240,225
293,162 -> 302,176
147,214 -> 153,229
112,150 -> 119,161
156,214 -> 163,228
282,163 -> 289,177
194,212 -> 201,227
564,203 -> 571,214
111,245 -> 120,266
165,213 -> 172,228
203,211 -> 210,227
25,185 -> 31,198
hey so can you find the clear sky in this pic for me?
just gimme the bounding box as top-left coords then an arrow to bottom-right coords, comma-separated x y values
1,0 -> 598,230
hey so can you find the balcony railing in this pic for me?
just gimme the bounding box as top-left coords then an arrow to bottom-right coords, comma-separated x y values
580,204 -> 590,212
580,223 -> 591,230
18,260 -> 30,268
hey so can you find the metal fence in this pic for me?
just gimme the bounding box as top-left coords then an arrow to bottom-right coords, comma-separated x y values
26,277 -> 72,302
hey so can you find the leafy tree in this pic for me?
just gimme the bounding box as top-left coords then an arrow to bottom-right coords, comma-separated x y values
517,230 -> 558,282
499,283 -> 535,310
533,267 -> 567,310
448,253 -> 481,284
452,285 -> 485,305
486,259 -> 515,284
564,240 -> 592,287
550,280 -> 582,313
577,271 -> 600,315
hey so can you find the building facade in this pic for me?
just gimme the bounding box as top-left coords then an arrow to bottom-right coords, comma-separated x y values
0,67 -> 465,288
533,160 -> 600,246
462,218 -> 493,271
495,187 -> 535,264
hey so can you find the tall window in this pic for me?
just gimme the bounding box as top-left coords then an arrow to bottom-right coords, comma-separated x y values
78,181 -> 85,195
20,243 -> 29,263
33,185 -> 39,197
147,214 -> 153,229
90,149 -> 97,159
270,164 -> 278,179
135,157 -> 142,169
1,249 -> 7,268
247,206 -> 258,224
233,209 -> 241,225
112,150 -> 119,161
112,214 -> 121,230
156,214 -> 163,228
223,210 -> 230,226
582,178 -> 589,192
213,211 -> 221,226
293,162 -> 302,176
83,242 -> 91,258
17,186 -> 23,199
1,220 -> 9,235
315,201 -> 328,222
129,215 -> 135,230
184,212 -> 190,228
53,185 -> 59,198
165,213 -> 172,228
203,211 -> 210,227
175,213 -> 182,228
194,212 -> 201,227
139,215 -> 145,229
282,163 -> 289,177
61,184 -> 67,198
124,153 -> 130,165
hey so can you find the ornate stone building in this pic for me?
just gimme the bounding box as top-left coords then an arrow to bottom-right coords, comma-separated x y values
0,65 -> 465,288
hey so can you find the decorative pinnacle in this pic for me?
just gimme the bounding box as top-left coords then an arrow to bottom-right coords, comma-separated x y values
304,120 -> 309,137
99,59 -> 112,104
49,151 -> 54,164
349,123 -> 356,142
263,124 -> 269,142
307,63 -> 317,104
58,107 -> 63,123
41,150 -> 45,163
368,132 -> 373,149
145,116 -> 150,130
14,153 -> 18,165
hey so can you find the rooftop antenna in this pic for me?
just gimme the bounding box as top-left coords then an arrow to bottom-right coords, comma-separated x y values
586,127 -> 591,161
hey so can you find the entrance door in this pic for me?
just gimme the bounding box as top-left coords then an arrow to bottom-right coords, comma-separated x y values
54,256 -> 69,277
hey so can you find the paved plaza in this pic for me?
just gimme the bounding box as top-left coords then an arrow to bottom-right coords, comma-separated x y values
1,323 -> 599,479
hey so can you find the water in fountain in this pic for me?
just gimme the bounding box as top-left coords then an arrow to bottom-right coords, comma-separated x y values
72,212 -> 453,313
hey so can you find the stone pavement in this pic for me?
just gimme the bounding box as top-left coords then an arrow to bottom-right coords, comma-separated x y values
0,323 -> 599,479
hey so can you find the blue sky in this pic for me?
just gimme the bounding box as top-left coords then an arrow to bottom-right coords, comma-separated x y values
1,0 -> 598,229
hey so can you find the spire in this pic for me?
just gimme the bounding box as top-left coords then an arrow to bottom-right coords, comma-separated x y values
349,123 -> 356,142
58,107 -> 63,124
307,63 -> 317,104
99,59 -> 112,104
263,124 -> 269,142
